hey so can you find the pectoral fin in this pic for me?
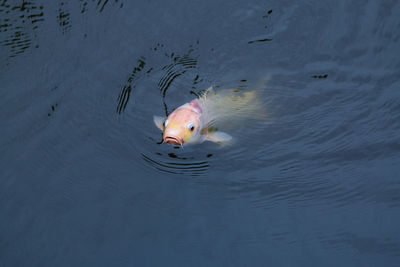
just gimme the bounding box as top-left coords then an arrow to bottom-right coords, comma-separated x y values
153,115 -> 165,131
205,131 -> 232,144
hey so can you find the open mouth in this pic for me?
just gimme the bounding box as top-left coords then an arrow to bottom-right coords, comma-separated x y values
164,136 -> 183,146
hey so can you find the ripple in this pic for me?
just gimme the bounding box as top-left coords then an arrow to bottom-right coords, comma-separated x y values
79,0 -> 124,14
0,1 -> 44,60
57,2 -> 71,34
248,37 -> 273,44
158,53 -> 198,98
216,72 -> 400,207
141,153 -> 209,176
116,57 -> 147,114
320,232 -> 400,257
116,43 -> 201,116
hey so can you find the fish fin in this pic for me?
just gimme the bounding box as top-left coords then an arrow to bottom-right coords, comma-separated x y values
205,86 -> 214,93
153,115 -> 165,131
198,86 -> 216,103
206,131 -> 232,144
205,86 -> 216,97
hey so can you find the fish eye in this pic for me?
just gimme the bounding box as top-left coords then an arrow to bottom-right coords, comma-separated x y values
163,119 -> 169,127
187,122 -> 195,131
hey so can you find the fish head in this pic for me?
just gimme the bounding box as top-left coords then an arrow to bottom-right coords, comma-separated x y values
162,106 -> 202,146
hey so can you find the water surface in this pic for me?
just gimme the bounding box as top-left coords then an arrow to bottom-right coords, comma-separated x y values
1,0 -> 399,266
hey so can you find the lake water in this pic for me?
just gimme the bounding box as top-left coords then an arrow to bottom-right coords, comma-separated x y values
1,0 -> 399,266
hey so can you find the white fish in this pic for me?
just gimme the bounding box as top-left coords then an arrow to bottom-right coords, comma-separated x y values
154,87 -> 264,146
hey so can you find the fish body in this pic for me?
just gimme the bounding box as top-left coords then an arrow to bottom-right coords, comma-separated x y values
154,87 -> 262,146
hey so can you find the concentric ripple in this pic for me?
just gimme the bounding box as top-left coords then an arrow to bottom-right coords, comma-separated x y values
141,152 -> 209,176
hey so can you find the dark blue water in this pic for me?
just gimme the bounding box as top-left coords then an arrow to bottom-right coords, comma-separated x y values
1,0 -> 400,266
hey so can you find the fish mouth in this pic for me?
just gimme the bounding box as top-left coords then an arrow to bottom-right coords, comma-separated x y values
164,136 -> 184,146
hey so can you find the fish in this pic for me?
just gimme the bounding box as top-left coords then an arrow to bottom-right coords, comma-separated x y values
153,87 -> 264,146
